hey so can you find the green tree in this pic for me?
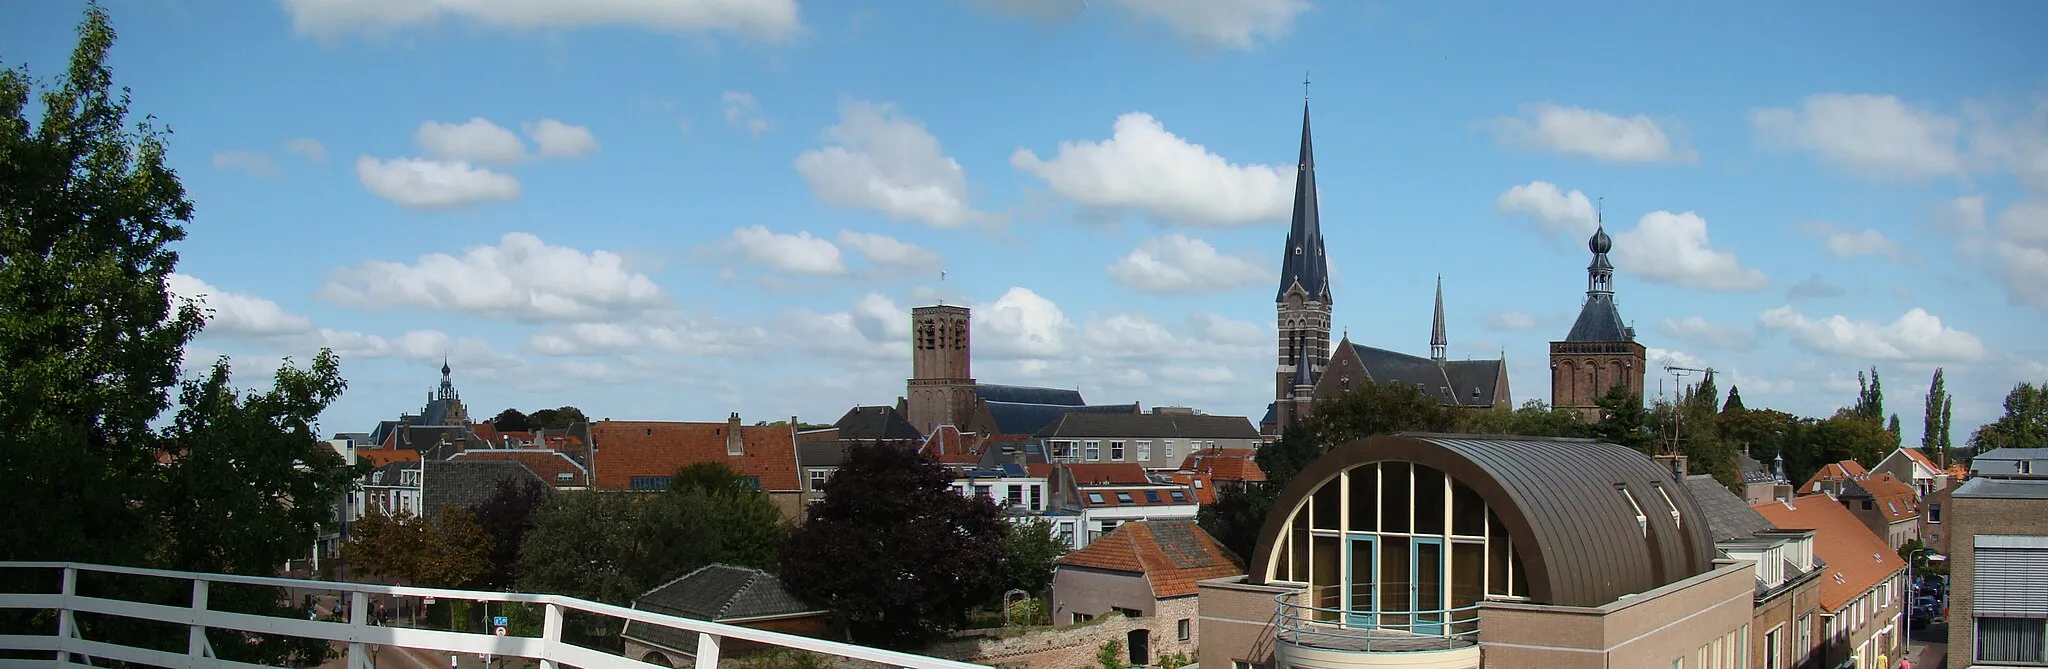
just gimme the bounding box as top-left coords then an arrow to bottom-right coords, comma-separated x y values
1722,386 -> 1746,414
1454,400 -> 1592,438
780,443 -> 1008,649
1970,382 -> 2048,455
1810,410 -> 1894,469
527,406 -> 589,430
670,461 -> 761,496
1,8 -> 362,664
491,408 -> 532,432
516,488 -> 787,607
343,506 -> 493,589
1854,367 -> 1885,423
999,519 -> 1066,596
1592,382 -> 1652,454
1302,379 -> 1457,447
1097,640 -> 1128,669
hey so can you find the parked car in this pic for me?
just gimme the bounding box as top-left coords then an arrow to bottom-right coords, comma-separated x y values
1911,595 -> 1941,628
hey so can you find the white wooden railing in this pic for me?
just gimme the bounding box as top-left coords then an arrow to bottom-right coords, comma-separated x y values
0,562 -> 989,669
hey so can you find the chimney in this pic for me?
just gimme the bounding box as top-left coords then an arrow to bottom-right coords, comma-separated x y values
727,412 -> 743,455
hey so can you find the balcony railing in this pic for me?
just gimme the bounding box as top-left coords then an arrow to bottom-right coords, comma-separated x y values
1274,585 -> 1480,653
0,562 -> 988,669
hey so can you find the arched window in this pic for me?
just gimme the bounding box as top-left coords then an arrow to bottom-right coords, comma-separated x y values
1265,463 -> 1528,638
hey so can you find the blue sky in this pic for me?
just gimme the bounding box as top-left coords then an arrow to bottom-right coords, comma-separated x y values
5,0 -> 2045,445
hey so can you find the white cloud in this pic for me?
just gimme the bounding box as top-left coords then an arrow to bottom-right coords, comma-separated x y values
528,315 -> 763,358
1611,211 -> 1770,291
1081,313 -> 1179,360
166,274 -> 313,336
354,157 -> 520,209
1489,103 -> 1694,164
212,150 -> 283,178
1100,0 -> 1311,50
1106,234 -> 1268,294
1189,312 -> 1265,347
1495,181 -> 1600,241
1965,97 -> 2048,196
282,0 -> 803,40
1750,93 -> 1965,180
1656,316 -> 1756,351
1932,194 -> 1988,235
416,118 -> 526,165
722,91 -> 772,136
728,225 -> 848,276
1486,311 -> 1539,332
525,119 -> 600,159
319,232 -> 665,320
1646,347 -> 1711,373
1796,221 -> 1902,259
1787,275 -> 1847,300
1992,199 -> 2048,313
1013,112 -> 1293,227
837,230 -> 940,267
973,287 -> 1071,359
1723,369 -> 1796,396
1758,305 -> 1987,363
287,138 -> 327,163
795,99 -> 988,228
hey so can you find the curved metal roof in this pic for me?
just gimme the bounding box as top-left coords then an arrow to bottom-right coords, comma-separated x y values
1249,433 -> 1716,608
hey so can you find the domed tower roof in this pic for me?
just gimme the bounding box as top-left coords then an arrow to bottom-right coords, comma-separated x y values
1588,225 -> 1612,255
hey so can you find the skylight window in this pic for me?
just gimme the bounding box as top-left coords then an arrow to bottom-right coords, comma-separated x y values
1170,491 -> 1187,502
1620,487 -> 1647,537
1145,491 -> 1161,503
1653,484 -> 1682,529
1088,493 -> 1104,504
1116,492 -> 1134,504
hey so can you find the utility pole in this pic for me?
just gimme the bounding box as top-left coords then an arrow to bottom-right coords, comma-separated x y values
1663,365 -> 1713,455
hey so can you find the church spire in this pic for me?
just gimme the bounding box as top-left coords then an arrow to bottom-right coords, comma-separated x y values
1430,275 -> 1447,362
1275,83 -> 1330,304
1563,198 -> 1635,343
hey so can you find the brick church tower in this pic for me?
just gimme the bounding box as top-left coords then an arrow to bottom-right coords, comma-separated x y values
906,305 -> 977,435
1273,96 -> 1334,431
1549,219 -> 1647,421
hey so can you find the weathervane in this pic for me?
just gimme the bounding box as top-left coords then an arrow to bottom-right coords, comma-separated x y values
1596,196 -> 1604,224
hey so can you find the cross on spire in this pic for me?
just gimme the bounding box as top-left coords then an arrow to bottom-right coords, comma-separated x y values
1303,71 -> 1311,101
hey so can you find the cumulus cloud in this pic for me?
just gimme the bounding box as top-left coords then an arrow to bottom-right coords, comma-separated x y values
319,232 -> 665,321
1106,234 -> 1268,294
837,230 -> 940,267
288,138 -> 328,163
796,99 -> 988,228
1486,311 -> 1539,332
1189,312 -> 1265,347
525,119 -> 600,159
728,225 -> 848,276
1103,0 -> 1309,50
1656,316 -> 1756,351
528,315 -> 765,359
723,91 -> 772,136
1611,211 -> 1770,292
282,0 -> 803,40
1495,181 -> 1599,241
1796,221 -> 1903,260
1489,103 -> 1695,164
1750,93 -> 1966,180
167,274 -> 313,337
1013,112 -> 1292,227
974,287 -> 1071,359
1758,305 -> 1987,362
1991,199 -> 2048,313
416,118 -> 526,165
212,150 -> 283,178
355,157 -> 520,209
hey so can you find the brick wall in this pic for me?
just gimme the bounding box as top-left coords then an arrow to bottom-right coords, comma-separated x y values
1947,494 -> 2048,669
928,602 -> 1197,669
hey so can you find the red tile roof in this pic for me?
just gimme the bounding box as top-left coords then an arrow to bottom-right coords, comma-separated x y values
1801,460 -> 1872,494
1075,486 -> 1195,508
1180,449 -> 1266,483
1857,472 -> 1919,523
1753,494 -> 1907,612
1163,472 -> 1217,504
357,449 -> 421,467
1054,462 -> 1152,485
1899,448 -> 1941,473
591,420 -> 800,491
451,449 -> 588,488
1057,520 -> 1245,598
921,425 -> 986,465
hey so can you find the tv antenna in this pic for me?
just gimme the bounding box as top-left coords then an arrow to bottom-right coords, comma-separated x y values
1663,365 -> 1713,455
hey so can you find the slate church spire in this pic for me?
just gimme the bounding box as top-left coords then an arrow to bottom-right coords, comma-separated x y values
1273,76 -> 1336,432
1430,275 -> 1447,362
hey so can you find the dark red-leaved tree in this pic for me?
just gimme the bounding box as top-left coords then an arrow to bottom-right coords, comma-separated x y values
778,442 -> 1008,649
471,477 -> 554,590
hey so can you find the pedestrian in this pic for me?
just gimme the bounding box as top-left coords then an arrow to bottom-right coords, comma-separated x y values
1900,658 -> 1912,669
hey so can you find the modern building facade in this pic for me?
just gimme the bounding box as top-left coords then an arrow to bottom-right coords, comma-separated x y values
1945,476 -> 2048,668
1198,433 -> 1754,669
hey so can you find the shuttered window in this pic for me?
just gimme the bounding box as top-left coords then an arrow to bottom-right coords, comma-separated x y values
1976,539 -> 2048,618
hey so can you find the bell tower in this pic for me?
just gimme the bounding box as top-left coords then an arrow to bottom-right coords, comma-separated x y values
1549,210 -> 1648,421
907,305 -> 976,435
1273,85 -> 1334,431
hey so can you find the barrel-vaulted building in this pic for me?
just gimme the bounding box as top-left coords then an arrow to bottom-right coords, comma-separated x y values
1198,434 -> 1760,669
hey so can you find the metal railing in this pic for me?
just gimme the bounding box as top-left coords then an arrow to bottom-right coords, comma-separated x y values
1273,585 -> 1481,653
0,562 -> 990,669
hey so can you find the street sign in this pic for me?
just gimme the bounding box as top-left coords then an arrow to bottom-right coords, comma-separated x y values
424,597 -> 436,605
494,626 -> 508,637
493,616 -> 508,626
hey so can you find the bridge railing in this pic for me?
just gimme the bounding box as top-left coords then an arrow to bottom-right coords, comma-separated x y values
0,561 -> 989,669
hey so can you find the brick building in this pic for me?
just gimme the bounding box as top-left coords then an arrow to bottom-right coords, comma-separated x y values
1547,221 -> 1648,422
1754,494 -> 1910,669
589,414 -> 804,518
1945,477 -> 2048,668
1050,520 -> 1243,666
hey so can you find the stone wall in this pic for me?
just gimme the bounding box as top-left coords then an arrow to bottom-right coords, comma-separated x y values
929,599 -> 1200,669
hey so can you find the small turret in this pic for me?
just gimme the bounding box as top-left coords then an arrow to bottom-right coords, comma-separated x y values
1430,275 -> 1447,362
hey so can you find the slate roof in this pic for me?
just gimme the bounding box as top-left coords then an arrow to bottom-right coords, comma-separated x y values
1275,103 -> 1330,303
420,459 -> 548,523
1057,520 -> 1245,598
984,402 -> 1139,437
796,441 -> 850,469
832,405 -> 922,442
1034,413 -> 1261,440
622,565 -> 824,654
1753,495 -> 1907,612
1972,447 -> 2048,476
1682,474 -> 1779,543
1737,455 -> 1774,484
449,449 -> 589,488
1343,343 -> 1507,408
976,384 -> 1085,406
1564,293 -> 1633,342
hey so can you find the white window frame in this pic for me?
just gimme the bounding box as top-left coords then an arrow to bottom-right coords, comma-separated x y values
1136,440 -> 1151,463
1086,440 -> 1101,461
1110,441 -> 1125,461
809,469 -> 828,490
1164,440 -> 1175,462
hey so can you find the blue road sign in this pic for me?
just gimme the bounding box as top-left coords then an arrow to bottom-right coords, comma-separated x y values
493,616 -> 508,626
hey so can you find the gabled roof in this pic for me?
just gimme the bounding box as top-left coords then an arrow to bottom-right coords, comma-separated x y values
1753,494 -> 1906,612
976,384 -> 1085,406
1800,460 -> 1871,494
1844,473 -> 1919,524
1338,342 -> 1507,408
357,448 -> 421,467
1896,448 -> 1942,474
590,420 -> 800,491
983,401 -> 1139,437
1682,474 -> 1778,543
1035,413 -> 1261,440
449,449 -> 588,488
624,564 -> 824,653
832,405 -> 922,442
420,459 -> 549,523
1181,449 -> 1267,483
1058,520 -> 1245,598
922,424 -> 987,465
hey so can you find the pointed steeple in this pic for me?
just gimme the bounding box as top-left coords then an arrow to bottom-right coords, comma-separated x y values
1430,275 -> 1447,362
1564,199 -> 1634,343
1293,343 -> 1315,389
1276,94 -> 1330,304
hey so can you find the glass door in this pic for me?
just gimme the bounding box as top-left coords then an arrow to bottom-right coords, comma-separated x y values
1412,538 -> 1445,636
1344,535 -> 1376,627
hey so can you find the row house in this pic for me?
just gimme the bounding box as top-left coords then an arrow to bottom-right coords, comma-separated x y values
1802,459 -> 1923,550
1873,447 -> 1954,498
1038,410 -> 1261,470
449,448 -> 591,490
1684,474 -> 1829,669
588,414 -> 805,519
1041,463 -> 1199,549
1755,494 -> 1911,669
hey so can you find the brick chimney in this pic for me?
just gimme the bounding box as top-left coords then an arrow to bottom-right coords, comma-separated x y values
727,412 -> 743,455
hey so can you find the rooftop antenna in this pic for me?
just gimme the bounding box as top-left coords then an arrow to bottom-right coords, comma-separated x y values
1664,365 -> 1713,456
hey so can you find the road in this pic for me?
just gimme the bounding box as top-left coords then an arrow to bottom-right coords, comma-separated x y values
1904,619 -> 1949,668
